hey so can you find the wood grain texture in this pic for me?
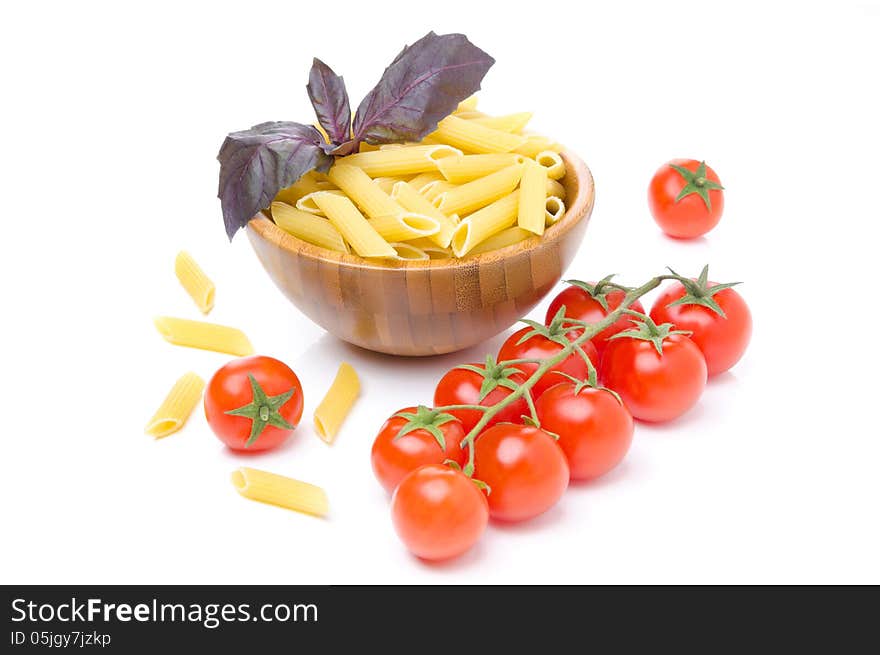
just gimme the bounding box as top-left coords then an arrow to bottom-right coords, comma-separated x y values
247,151 -> 594,356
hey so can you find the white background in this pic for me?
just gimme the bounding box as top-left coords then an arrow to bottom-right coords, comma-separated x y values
2,0 -> 878,584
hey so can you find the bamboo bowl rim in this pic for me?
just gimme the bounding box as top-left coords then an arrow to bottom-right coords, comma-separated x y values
248,149 -> 594,269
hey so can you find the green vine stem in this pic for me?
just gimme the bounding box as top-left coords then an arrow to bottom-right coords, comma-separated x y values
434,274 -> 677,477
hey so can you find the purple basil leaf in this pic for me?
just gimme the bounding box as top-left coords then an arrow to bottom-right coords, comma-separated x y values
306,58 -> 351,145
217,121 -> 333,239
350,31 -> 494,147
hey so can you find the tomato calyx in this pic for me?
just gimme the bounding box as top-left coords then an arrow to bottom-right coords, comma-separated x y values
564,274 -> 627,311
610,311 -> 692,356
444,460 -> 491,495
666,265 -> 742,318
670,161 -> 724,210
552,371 -> 624,406
456,355 -> 524,401
393,405 -> 459,451
519,306 -> 580,347
224,374 -> 296,447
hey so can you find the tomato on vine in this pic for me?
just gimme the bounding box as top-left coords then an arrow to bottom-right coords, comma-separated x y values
536,373 -> 634,481
473,424 -> 569,522
650,266 -> 752,376
204,356 -> 303,451
434,356 -> 530,433
599,313 -> 707,422
648,159 -> 724,238
371,406 -> 467,494
391,464 -> 489,561
498,307 -> 598,398
545,276 -> 646,354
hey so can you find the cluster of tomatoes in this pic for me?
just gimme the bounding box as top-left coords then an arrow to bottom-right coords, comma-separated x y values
371,267 -> 752,561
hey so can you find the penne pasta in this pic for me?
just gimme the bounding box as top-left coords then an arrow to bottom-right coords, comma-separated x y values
274,173 -> 335,205
372,177 -> 404,194
451,191 -> 520,257
455,95 -> 479,113
546,178 -> 566,200
232,467 -> 328,517
388,242 -> 430,260
271,202 -> 349,253
391,181 -> 457,247
328,163 -> 404,219
421,180 -> 456,202
154,316 -> 254,356
467,112 -> 533,133
367,213 -> 440,242
545,196 -> 566,225
335,145 -> 461,177
174,251 -> 215,314
313,362 -> 360,443
433,163 -> 523,216
517,159 -> 549,236
514,135 -> 563,158
358,142 -> 380,152
403,238 -> 454,259
296,189 -> 344,215
312,192 -> 396,258
407,171 -> 444,193
437,154 -> 525,184
468,226 -> 534,255
453,110 -> 488,120
431,115 -> 527,154
536,150 -> 566,180
144,372 -> 205,438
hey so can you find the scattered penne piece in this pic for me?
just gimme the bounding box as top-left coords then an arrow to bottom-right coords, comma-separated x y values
313,363 -> 360,444
174,251 -> 215,314
154,317 -> 254,356
231,467 -> 328,517
145,372 -> 205,438
271,202 -> 349,253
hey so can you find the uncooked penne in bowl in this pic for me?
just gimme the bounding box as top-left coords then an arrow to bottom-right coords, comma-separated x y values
261,96 -> 570,261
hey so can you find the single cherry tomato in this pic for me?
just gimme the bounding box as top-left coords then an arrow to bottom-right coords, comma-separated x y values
649,267 -> 752,376
648,159 -> 724,238
497,326 -> 598,398
599,316 -> 707,422
473,424 -> 569,522
545,279 -> 646,354
535,380 -> 634,481
204,355 -> 303,451
391,465 -> 489,561
434,357 -> 530,433
371,406 -> 467,494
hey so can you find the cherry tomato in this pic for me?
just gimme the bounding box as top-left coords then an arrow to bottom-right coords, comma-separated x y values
535,381 -> 634,481
391,465 -> 489,561
371,406 -> 467,494
434,359 -> 530,433
497,327 -> 598,398
473,424 -> 569,522
648,159 -> 724,239
599,319 -> 707,422
204,356 -> 303,451
545,282 -> 646,354
649,272 -> 752,376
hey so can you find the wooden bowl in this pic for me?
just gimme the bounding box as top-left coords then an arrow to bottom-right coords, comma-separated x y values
247,150 -> 594,356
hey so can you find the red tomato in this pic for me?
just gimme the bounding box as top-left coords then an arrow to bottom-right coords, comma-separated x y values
391,465 -> 489,561
650,277 -> 752,376
497,327 -> 598,398
648,159 -> 724,239
545,283 -> 646,354
371,406 -> 467,494
204,356 -> 303,451
434,360 -> 530,433
535,382 -> 634,481
599,322 -> 707,422
473,424 -> 569,522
